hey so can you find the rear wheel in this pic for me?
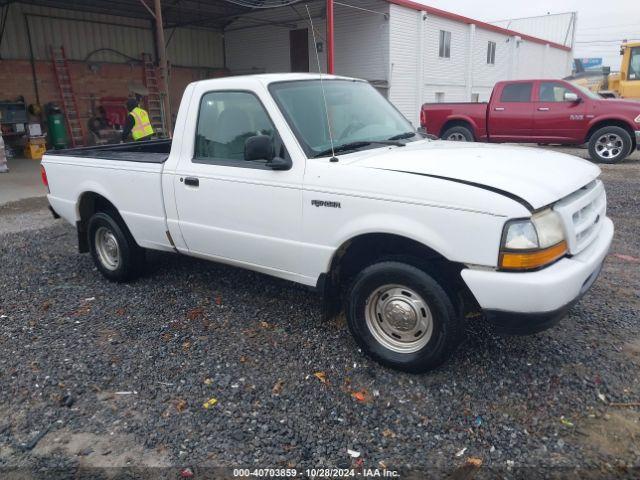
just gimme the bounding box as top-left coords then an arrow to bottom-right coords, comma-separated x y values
88,211 -> 145,282
441,125 -> 474,142
345,261 -> 462,373
588,126 -> 632,164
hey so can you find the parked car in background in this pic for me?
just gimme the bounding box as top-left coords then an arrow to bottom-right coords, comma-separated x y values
42,74 -> 613,373
420,79 -> 640,163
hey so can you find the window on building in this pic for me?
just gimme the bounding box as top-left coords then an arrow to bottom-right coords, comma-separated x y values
435,92 -> 445,103
539,82 -> 575,102
194,91 -> 281,164
487,41 -> 496,64
500,83 -> 533,102
439,30 -> 451,58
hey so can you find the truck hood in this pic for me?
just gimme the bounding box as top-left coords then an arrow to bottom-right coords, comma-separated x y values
352,141 -> 601,210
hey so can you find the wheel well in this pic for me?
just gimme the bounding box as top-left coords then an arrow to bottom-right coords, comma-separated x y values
440,119 -> 474,139
324,233 -> 479,318
586,120 -> 636,148
76,192 -> 123,253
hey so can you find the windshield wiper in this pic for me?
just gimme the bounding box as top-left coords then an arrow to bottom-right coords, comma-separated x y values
314,140 -> 404,158
388,131 -> 417,141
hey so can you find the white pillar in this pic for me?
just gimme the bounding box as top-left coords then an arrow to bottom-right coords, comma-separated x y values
508,36 -> 518,79
416,11 -> 426,125
465,23 -> 476,101
543,43 -> 550,76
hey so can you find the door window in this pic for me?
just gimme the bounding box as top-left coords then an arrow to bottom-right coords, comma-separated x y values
539,82 -> 574,102
500,83 -> 533,102
194,91 -> 284,165
630,47 -> 640,80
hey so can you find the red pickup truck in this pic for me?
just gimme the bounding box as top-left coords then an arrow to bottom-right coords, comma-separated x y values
420,79 -> 640,163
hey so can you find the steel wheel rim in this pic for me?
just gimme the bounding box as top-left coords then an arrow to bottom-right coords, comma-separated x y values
595,133 -> 623,160
447,132 -> 467,141
95,226 -> 120,271
365,284 -> 433,354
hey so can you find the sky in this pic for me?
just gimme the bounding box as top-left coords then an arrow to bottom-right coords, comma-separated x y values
415,0 -> 640,68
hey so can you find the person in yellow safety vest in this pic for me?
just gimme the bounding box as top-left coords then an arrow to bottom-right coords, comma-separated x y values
122,98 -> 154,142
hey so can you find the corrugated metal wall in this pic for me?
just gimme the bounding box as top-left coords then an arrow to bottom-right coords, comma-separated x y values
422,13 -> 471,102
334,0 -> 389,81
490,12 -> 576,48
0,2 -> 223,67
225,2 -> 326,75
225,0 -> 389,80
388,4 -> 419,124
388,6 -> 574,118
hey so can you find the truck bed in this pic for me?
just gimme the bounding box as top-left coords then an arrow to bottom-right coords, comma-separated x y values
421,102 -> 489,140
45,138 -> 171,163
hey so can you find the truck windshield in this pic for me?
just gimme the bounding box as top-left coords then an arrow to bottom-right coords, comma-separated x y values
269,79 -> 417,157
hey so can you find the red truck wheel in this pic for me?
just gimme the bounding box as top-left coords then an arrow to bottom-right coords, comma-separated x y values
441,126 -> 474,142
588,126 -> 632,164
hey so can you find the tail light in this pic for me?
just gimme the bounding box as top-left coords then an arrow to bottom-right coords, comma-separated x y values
420,109 -> 427,127
40,165 -> 50,193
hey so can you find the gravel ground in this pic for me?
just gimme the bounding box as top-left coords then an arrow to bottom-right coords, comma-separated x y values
0,148 -> 639,478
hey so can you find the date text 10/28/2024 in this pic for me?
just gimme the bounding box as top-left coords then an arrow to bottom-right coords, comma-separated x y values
233,468 -> 400,478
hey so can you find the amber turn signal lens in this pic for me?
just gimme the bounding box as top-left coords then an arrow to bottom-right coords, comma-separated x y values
499,241 -> 568,271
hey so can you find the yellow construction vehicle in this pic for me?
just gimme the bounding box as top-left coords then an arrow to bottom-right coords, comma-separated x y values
608,41 -> 640,99
566,41 -> 640,100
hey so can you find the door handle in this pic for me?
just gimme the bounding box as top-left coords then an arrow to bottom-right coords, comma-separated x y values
537,107 -> 550,111
494,107 -> 505,111
184,177 -> 199,187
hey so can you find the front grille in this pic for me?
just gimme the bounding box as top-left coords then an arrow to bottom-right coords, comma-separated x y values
553,180 -> 606,255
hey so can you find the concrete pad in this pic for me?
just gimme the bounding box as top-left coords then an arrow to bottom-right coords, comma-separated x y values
0,156 -> 46,205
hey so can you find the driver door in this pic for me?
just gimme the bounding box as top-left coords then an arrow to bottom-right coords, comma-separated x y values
172,89 -> 305,278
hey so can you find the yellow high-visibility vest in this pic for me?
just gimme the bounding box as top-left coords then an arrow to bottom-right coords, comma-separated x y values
130,107 -> 154,140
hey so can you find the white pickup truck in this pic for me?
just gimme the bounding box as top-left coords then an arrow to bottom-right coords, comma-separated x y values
42,73 -> 613,372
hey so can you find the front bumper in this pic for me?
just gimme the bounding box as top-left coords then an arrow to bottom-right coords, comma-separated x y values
461,217 -> 614,334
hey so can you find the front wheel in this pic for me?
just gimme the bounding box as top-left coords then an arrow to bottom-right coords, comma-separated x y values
588,126 -> 632,164
88,211 -> 145,282
441,125 -> 474,142
345,261 -> 462,373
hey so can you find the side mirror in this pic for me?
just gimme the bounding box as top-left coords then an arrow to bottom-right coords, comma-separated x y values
244,135 -> 291,170
265,156 -> 292,171
564,92 -> 580,103
245,135 -> 274,161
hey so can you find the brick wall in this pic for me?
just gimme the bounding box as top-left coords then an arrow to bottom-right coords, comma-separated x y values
0,59 -> 227,143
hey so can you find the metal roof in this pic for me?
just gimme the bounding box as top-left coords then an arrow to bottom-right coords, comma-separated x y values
1,0 -> 573,51
0,0 -> 257,29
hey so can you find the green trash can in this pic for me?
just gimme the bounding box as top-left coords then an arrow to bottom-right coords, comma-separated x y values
47,105 -> 69,150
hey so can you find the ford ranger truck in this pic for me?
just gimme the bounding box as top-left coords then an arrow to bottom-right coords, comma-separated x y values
41,74 -> 614,373
420,78 -> 640,164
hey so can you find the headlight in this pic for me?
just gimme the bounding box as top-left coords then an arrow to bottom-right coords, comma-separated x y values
499,209 -> 567,271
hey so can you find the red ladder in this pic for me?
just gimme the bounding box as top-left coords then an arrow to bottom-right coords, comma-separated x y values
141,53 -> 166,137
50,46 -> 84,147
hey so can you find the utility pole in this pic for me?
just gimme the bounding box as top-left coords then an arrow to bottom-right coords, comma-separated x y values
153,0 -> 172,135
326,0 -> 334,74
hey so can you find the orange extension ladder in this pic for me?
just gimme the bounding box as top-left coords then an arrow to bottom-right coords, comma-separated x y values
141,53 -> 166,137
50,46 -> 84,147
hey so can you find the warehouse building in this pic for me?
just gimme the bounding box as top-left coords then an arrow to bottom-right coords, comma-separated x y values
0,0 -> 574,149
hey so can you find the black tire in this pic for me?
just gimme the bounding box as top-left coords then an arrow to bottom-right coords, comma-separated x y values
345,261 -> 462,373
87,211 -> 145,282
441,125 -> 474,142
588,126 -> 632,164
